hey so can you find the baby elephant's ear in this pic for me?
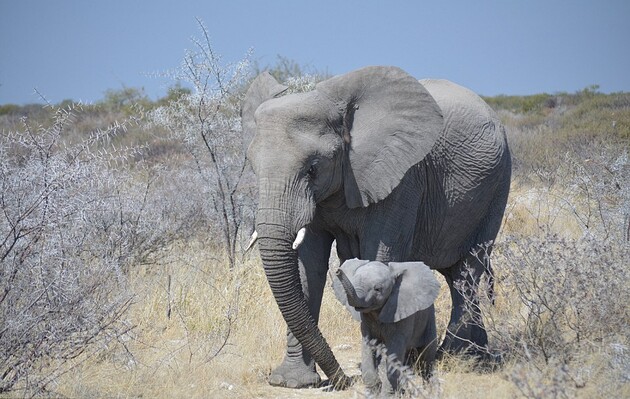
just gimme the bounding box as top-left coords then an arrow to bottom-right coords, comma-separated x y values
379,262 -> 441,323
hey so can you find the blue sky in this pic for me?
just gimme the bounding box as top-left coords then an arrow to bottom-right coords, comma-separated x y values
1,1 -> 629,105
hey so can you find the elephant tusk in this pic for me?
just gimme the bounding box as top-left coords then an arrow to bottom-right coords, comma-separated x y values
292,227 -> 306,250
245,230 -> 258,252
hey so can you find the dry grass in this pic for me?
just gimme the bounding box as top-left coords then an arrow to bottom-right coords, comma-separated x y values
53,260 -> 625,398
501,181 -> 586,238
51,171 -> 629,398
51,251 -> 526,399
54,242 -> 363,398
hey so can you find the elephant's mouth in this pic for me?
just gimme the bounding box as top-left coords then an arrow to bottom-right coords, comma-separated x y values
354,305 -> 378,313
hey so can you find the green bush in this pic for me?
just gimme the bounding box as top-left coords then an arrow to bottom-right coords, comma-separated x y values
483,93 -> 556,114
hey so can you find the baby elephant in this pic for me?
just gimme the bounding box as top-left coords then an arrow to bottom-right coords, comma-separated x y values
333,259 -> 440,395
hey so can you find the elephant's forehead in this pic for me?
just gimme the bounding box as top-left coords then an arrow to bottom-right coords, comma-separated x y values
255,92 -> 336,128
249,93 -> 343,168
360,262 -> 390,279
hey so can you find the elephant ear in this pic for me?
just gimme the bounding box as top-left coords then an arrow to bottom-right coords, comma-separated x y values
331,258 -> 369,321
317,66 -> 443,208
241,72 -> 288,154
379,262 -> 440,323
316,66 -> 444,208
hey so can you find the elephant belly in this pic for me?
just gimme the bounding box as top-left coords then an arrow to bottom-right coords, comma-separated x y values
411,183 -> 503,269
330,220 -> 415,264
321,150 -> 507,270
324,176 -> 426,264
331,179 -> 424,262
363,314 -> 429,354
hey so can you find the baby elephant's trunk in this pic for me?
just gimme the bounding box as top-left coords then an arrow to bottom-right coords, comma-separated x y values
336,269 -> 361,307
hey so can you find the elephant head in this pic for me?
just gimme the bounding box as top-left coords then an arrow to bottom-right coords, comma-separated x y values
241,67 -> 443,385
333,259 -> 440,323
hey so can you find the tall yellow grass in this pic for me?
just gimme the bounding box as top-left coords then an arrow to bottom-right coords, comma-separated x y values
56,241 -> 363,398
55,180 -> 628,398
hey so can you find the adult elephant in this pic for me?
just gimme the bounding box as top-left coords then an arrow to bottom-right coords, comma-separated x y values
241,66 -> 511,388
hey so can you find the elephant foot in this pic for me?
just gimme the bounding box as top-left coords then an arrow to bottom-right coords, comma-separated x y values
474,350 -> 504,372
362,370 -> 381,393
268,358 -> 321,388
437,325 -> 504,371
437,323 -> 488,358
363,382 -> 382,398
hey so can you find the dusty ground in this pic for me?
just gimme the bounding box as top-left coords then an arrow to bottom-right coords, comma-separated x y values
56,259 -> 520,399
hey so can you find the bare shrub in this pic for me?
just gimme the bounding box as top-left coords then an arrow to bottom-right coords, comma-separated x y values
498,234 -> 628,360
476,147 -> 630,395
150,19 -> 255,270
453,234 -> 629,396
509,360 -> 574,399
0,103 -> 140,394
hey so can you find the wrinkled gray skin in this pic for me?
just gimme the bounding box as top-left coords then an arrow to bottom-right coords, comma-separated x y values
242,66 -> 511,388
333,259 -> 440,395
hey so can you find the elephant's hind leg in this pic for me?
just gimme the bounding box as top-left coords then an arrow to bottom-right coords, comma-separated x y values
438,252 -> 489,357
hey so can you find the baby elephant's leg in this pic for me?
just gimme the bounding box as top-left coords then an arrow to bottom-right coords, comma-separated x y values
383,340 -> 409,394
415,342 -> 437,380
361,337 -> 381,394
416,310 -> 438,380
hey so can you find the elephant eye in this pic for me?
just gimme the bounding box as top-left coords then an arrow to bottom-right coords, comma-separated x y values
307,164 -> 317,179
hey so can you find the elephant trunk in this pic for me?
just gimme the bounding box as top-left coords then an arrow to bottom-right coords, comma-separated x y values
336,269 -> 361,308
256,186 -> 350,388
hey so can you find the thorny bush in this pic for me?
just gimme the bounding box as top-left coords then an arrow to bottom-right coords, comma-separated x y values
149,19 -> 255,270
457,148 -> 629,396
0,102 -> 188,395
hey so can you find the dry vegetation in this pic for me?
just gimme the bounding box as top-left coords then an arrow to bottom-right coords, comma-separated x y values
1,28 -> 629,397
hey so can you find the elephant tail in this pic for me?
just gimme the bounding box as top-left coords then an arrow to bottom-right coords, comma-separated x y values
485,259 -> 495,306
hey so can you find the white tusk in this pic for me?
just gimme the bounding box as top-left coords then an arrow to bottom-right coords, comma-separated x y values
245,230 -> 258,252
292,227 -> 306,250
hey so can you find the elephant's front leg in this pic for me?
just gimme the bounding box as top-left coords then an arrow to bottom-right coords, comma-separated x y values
268,230 -> 333,388
382,338 -> 408,395
438,253 -> 489,357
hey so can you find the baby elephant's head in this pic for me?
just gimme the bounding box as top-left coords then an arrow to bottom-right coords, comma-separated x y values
333,259 -> 440,323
